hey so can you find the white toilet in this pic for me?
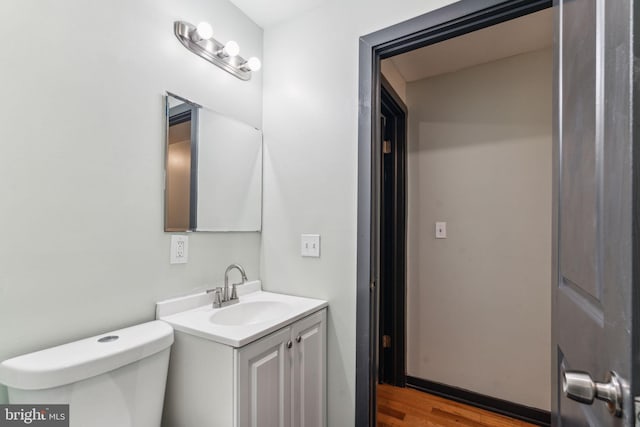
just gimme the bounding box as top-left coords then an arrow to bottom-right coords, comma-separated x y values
0,320 -> 173,427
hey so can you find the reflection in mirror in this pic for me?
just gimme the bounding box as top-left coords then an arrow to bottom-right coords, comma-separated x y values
166,97 -> 198,231
164,94 -> 262,232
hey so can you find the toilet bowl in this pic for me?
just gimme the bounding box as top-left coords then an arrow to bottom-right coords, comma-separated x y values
0,320 -> 174,427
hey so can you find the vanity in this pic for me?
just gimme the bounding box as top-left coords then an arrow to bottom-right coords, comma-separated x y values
157,281 -> 327,427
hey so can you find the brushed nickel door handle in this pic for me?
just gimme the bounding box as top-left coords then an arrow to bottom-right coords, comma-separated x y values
563,370 -> 622,417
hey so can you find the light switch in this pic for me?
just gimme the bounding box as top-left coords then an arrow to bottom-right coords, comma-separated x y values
301,234 -> 320,257
170,235 -> 189,264
435,222 -> 447,239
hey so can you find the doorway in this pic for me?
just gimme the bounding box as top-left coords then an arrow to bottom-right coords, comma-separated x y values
356,1 -> 554,426
358,1 -> 640,427
375,6 -> 553,425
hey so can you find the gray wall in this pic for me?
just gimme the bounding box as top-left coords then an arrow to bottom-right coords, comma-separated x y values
0,0 -> 262,402
406,48 -> 552,410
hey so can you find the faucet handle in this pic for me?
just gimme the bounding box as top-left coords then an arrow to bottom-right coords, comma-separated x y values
207,287 -> 223,307
213,287 -> 223,307
231,283 -> 239,300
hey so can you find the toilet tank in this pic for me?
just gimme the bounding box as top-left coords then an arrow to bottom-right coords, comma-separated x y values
0,321 -> 174,427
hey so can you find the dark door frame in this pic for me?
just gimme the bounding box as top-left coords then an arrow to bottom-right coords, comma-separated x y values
378,76 -> 407,387
355,1 -> 552,425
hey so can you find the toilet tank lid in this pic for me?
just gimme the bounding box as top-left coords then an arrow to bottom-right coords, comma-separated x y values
0,320 -> 174,391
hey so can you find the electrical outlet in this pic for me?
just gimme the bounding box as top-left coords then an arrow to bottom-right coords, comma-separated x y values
170,235 -> 189,264
301,234 -> 320,257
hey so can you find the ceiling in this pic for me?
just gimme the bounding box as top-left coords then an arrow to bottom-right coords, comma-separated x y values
385,8 -> 553,82
228,0 -> 325,28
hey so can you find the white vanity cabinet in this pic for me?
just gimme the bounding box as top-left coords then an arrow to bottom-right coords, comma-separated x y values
291,310 -> 326,427
237,326 -> 291,427
237,309 -> 326,427
162,306 -> 326,427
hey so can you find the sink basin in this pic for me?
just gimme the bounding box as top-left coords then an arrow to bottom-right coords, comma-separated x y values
209,301 -> 292,326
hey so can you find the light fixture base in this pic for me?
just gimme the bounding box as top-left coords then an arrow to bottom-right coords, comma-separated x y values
174,21 -> 252,81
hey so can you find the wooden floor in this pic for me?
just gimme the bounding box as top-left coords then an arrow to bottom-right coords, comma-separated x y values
377,384 -> 537,427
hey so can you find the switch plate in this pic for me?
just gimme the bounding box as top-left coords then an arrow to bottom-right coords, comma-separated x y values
170,235 -> 189,264
301,234 -> 320,257
435,222 -> 447,239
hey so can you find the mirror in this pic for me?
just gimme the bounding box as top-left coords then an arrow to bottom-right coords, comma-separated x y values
165,94 -> 262,232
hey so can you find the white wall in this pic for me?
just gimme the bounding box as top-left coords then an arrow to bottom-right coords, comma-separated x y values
406,48 -> 552,410
0,0 -> 262,403
260,1 -> 455,424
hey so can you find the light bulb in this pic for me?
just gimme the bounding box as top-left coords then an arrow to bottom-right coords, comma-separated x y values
223,40 -> 240,57
245,57 -> 262,71
195,22 -> 213,40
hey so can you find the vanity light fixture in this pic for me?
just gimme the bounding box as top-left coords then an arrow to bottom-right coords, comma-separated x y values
174,20 -> 261,81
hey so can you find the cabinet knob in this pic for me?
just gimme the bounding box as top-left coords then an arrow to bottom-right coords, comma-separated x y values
286,340 -> 292,349
296,335 -> 302,343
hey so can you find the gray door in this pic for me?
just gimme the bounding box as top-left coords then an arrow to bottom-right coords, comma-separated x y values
553,0 -> 636,426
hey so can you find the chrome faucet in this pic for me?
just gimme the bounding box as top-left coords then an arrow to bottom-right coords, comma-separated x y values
225,263 -> 248,302
207,264 -> 248,308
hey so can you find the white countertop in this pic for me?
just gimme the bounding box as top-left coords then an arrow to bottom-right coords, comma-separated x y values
157,283 -> 327,348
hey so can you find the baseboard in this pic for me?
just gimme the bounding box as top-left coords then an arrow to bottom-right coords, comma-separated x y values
405,376 -> 550,427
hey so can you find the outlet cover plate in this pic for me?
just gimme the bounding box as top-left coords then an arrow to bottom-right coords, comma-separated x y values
170,235 -> 189,264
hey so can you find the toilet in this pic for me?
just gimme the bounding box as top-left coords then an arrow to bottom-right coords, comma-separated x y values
0,320 -> 173,427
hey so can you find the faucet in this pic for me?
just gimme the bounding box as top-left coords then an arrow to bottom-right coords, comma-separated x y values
225,263 -> 248,302
207,263 -> 248,308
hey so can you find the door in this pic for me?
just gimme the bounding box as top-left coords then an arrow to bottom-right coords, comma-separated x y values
291,310 -> 326,427
237,327 -> 292,427
553,0 -> 636,425
378,79 -> 407,387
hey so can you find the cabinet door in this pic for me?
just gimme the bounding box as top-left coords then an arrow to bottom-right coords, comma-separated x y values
291,309 -> 326,427
237,327 -> 292,427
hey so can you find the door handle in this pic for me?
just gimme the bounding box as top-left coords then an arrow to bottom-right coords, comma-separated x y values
562,370 -> 622,417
